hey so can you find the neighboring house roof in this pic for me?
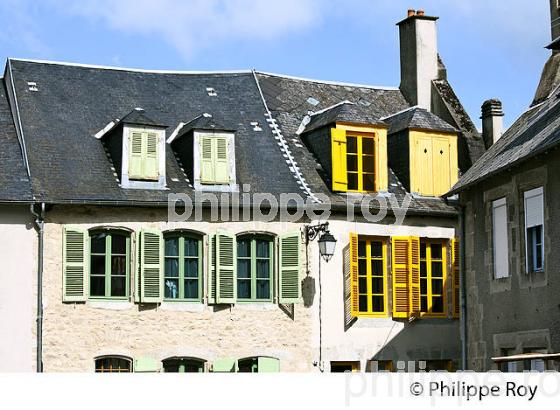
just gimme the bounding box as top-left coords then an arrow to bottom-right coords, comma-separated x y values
303,101 -> 386,134
0,82 -> 33,202
448,91 -> 560,195
1,58 -> 480,216
383,106 -> 457,135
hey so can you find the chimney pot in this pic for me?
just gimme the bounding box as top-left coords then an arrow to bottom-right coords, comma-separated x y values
481,99 -> 504,149
407,9 -> 416,17
417,9 -> 425,16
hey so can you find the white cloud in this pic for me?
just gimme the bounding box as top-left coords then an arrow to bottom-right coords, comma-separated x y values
46,0 -> 324,59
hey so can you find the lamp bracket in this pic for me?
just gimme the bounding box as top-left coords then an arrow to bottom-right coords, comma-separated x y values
305,222 -> 330,244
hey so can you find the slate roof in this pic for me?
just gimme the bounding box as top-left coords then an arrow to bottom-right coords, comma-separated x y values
0,58 -> 482,216
178,114 -> 235,137
120,108 -> 167,128
448,91 -> 560,195
0,82 -> 33,202
383,106 -> 457,135
303,101 -> 386,133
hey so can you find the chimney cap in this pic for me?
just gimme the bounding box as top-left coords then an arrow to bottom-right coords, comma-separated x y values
397,11 -> 439,25
416,9 -> 425,16
481,99 -> 504,119
407,9 -> 415,17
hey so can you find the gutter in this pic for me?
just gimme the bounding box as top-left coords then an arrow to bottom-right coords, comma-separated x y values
30,203 -> 45,373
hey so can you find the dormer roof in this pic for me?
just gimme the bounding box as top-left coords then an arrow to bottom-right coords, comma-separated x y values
383,106 -> 458,135
302,101 -> 387,134
120,108 -> 168,128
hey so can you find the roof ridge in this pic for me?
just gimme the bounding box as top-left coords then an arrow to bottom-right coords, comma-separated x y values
379,105 -> 419,121
308,100 -> 354,117
255,70 -> 400,91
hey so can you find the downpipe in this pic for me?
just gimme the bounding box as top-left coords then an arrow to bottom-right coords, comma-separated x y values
30,203 -> 45,373
458,204 -> 468,370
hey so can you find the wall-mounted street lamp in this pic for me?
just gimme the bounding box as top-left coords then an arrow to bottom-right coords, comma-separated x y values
305,222 -> 337,373
305,222 -> 337,262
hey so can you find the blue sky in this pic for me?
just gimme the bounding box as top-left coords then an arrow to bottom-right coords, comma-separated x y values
0,0 -> 551,129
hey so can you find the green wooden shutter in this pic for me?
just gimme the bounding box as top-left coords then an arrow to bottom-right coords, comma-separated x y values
258,357 -> 280,373
279,231 -> 301,304
134,357 -> 160,372
140,228 -> 163,303
134,231 -> 141,303
200,136 -> 215,183
207,234 -> 216,304
214,137 -> 229,183
212,358 -> 236,372
62,226 -> 87,302
216,230 -> 236,304
129,131 -> 144,179
143,132 -> 159,180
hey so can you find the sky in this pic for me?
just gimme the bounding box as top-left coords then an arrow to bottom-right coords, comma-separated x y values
0,0 -> 552,129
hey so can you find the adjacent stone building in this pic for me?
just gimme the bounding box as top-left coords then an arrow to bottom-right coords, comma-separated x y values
0,10 -> 483,372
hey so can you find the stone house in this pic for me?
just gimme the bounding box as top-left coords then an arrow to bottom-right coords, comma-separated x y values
448,0 -> 560,372
0,10 -> 483,372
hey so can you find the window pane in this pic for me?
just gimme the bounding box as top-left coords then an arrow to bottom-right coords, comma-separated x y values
358,241 -> 366,257
165,238 -> 179,256
371,260 -> 383,276
184,279 -> 198,299
237,239 -> 251,257
237,279 -> 251,299
359,295 -> 367,312
421,296 -> 428,312
164,278 -> 179,299
184,238 -> 198,257
90,276 -> 105,297
371,242 -> 382,258
431,243 -> 442,259
91,233 -> 106,254
363,157 -> 375,173
111,277 -> 126,297
165,258 -> 179,277
346,155 -> 358,172
420,261 -> 427,277
358,259 -> 367,275
184,259 -> 198,278
184,360 -> 204,373
363,174 -> 375,191
420,243 -> 427,259
371,277 -> 383,294
362,138 -> 374,155
420,278 -> 428,294
111,234 -> 127,254
372,296 -> 384,312
91,255 -> 105,275
256,280 -> 270,299
237,259 -> 251,279
359,277 -> 367,293
432,297 -> 444,313
111,255 -> 126,276
431,279 -> 443,295
256,260 -> 270,278
347,173 -> 358,190
347,136 -> 357,153
431,262 -> 443,278
256,240 -> 270,258
95,357 -> 131,373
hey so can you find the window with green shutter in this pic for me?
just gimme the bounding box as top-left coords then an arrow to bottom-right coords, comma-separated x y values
89,230 -> 130,299
163,357 -> 206,373
163,233 -> 203,302
63,227 -> 88,302
237,357 -> 280,373
128,129 -> 159,181
136,228 -> 164,303
237,235 -> 274,302
279,232 -> 301,304
199,136 -> 230,184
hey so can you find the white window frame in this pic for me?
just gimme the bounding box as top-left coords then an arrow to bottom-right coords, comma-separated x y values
193,131 -> 237,191
121,125 -> 167,190
524,187 -> 544,274
492,197 -> 509,279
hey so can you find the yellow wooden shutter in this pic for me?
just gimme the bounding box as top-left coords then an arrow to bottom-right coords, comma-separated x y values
129,131 -> 144,179
452,238 -> 460,318
376,129 -> 388,191
349,233 -> 359,317
392,237 -> 410,318
331,128 -> 347,191
433,137 -> 451,196
144,132 -> 159,180
409,237 -> 421,317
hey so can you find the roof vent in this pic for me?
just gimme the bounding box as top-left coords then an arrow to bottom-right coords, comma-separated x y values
307,97 -> 320,106
27,81 -> 38,92
206,87 -> 217,97
203,112 -> 213,118
251,121 -> 262,132
134,107 -> 145,112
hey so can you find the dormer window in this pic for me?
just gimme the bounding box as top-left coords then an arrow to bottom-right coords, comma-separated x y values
300,102 -> 389,194
169,113 -> 237,191
96,108 -> 168,190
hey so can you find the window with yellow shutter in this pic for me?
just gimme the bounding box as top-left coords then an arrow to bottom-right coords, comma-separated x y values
419,240 -> 447,317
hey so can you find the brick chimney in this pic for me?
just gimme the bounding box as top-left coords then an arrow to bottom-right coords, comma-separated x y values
481,99 -> 504,149
398,9 -> 439,111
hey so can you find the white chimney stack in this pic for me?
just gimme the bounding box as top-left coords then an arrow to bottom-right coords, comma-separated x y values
398,9 -> 439,111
